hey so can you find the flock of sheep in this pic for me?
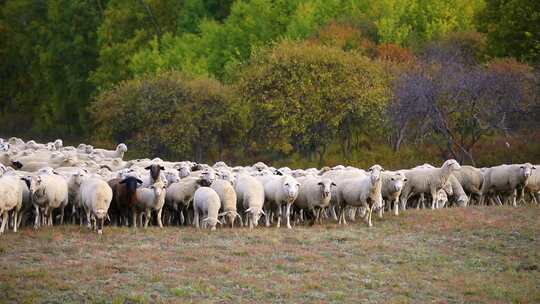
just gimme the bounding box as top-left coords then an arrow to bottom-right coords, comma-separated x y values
0,137 -> 538,235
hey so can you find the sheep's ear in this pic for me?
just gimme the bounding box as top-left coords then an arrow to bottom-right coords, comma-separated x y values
12,161 -> 23,169
404,178 -> 408,182
136,178 -> 143,184
21,177 -> 31,189
317,182 -> 323,186
331,182 -> 337,187
275,170 -> 283,175
159,166 -> 165,170
533,166 -> 536,170
144,166 -> 151,170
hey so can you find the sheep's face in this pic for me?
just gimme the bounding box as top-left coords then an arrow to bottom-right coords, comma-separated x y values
54,139 -> 63,149
200,170 -> 216,185
164,171 -> 180,185
442,182 -> 454,196
72,171 -> 86,186
368,165 -> 384,182
318,180 -> 335,198
390,174 -> 406,192
283,179 -> 300,201
85,145 -> 94,154
520,163 -> 534,179
117,143 -> 128,153
150,181 -> 167,198
202,217 -> 220,230
218,170 -> 235,184
457,195 -> 469,207
27,176 -> 43,193
436,189 -> 448,208
178,166 -> 191,178
443,159 -> 461,171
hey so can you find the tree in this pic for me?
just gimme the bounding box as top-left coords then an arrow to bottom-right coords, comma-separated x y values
90,72 -> 246,162
389,41 -> 536,164
477,0 -> 540,63
238,40 -> 389,165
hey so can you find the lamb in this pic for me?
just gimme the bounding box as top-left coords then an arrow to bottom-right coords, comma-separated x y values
400,159 -> 462,210
261,174 -> 300,229
234,174 -> 265,229
210,179 -> 240,227
23,173 -> 69,228
294,176 -> 335,225
452,165 -> 484,203
480,163 -> 536,206
133,180 -> 167,228
193,187 -> 222,230
0,174 -> 24,233
380,171 -> 408,216
92,143 -> 128,159
337,165 -> 384,227
80,177 -> 113,234
67,169 -> 88,224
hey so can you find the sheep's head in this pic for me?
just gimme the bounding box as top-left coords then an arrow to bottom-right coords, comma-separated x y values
119,176 -> 143,194
24,175 -> 43,194
164,171 -> 180,185
435,189 -> 448,209
283,176 -> 300,201
318,179 -> 336,198
218,169 -> 235,184
72,170 -> 87,186
54,139 -> 63,150
253,162 -> 268,172
202,217 -> 221,230
520,163 -> 535,179
368,165 -> 384,183
145,164 -> 165,181
245,207 -> 265,227
176,163 -> 191,178
389,172 -> 407,192
150,180 -> 167,199
200,169 -> 216,186
442,159 -> 461,171
117,143 -> 128,153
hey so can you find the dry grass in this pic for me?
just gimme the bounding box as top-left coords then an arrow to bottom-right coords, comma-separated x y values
1,206 -> 539,303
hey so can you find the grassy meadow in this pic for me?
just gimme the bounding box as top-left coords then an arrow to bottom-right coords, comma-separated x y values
0,206 -> 538,303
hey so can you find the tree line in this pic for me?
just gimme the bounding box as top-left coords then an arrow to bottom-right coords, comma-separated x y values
1,0 -> 539,167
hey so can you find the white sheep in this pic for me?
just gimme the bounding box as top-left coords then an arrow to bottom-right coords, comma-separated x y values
452,165 -> 484,203
525,166 -> 540,204
294,176 -> 335,225
80,177 -> 113,234
92,143 -> 128,159
337,165 -> 384,227
234,174 -> 265,229
134,180 -> 167,228
24,173 -> 69,228
481,163 -> 536,206
380,171 -> 408,216
0,174 -> 24,234
193,187 -> 222,230
400,159 -> 462,210
210,179 -> 240,227
261,174 -> 300,229
164,177 -> 202,225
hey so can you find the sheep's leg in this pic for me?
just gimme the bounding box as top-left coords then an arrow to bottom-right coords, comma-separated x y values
144,209 -> 151,228
193,209 -> 199,229
276,204 -> 282,228
59,207 -> 65,225
367,206 -> 373,227
511,190 -> 517,207
378,202 -> 384,219
132,208 -> 137,228
33,205 -> 40,229
494,196 -> 503,206
330,205 -> 338,221
285,203 -> 292,229
157,208 -> 163,228
0,211 -> 7,234
237,213 -> 244,227
86,210 -> 92,230
265,211 -> 270,227
12,210 -> 18,233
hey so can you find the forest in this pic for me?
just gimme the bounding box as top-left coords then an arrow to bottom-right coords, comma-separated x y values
1,0 -> 539,168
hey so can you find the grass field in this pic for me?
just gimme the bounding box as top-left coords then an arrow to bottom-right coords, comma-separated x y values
0,206 -> 539,303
